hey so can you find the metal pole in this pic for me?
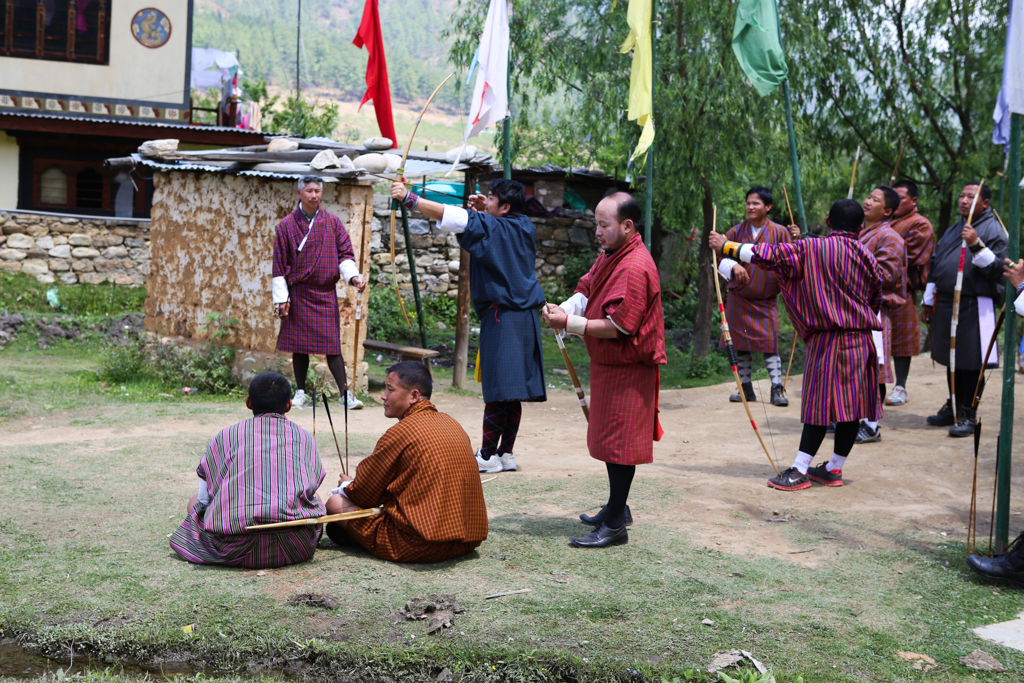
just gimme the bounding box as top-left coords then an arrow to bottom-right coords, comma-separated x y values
295,0 -> 301,95
999,152 -> 1009,218
782,80 -> 807,235
642,0 -> 656,250
995,112 -> 1021,553
399,204 -> 428,349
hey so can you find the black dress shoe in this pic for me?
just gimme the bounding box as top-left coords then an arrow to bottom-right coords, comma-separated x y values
579,504 -> 633,527
570,523 -> 628,548
966,533 -> 1024,588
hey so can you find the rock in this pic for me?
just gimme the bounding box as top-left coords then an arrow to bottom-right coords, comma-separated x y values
26,224 -> 48,238
569,227 -> 591,245
337,154 -> 355,170
267,137 -> 300,152
959,650 -> 1003,672
546,254 -> 564,265
415,254 -> 434,267
384,153 -> 401,173
0,248 -> 26,261
372,253 -> 392,265
47,259 -> 70,272
79,272 -> 108,284
112,273 -> 135,286
436,322 -> 447,329
445,145 -> 477,162
102,246 -> 130,259
71,259 -> 94,272
92,234 -> 124,247
448,260 -> 460,273
58,272 -> 77,284
69,234 -> 93,246
35,236 -> 54,250
706,652 -> 743,674
701,618 -> 715,626
552,368 -> 569,376
71,247 -> 101,259
407,218 -> 431,235
896,652 -> 935,672
555,264 -> 566,276
5,233 -> 33,250
310,149 -> 341,170
48,245 -> 71,259
363,136 -> 393,150
353,153 -> 388,173
0,262 -> 21,272
21,259 -> 49,276
138,139 -> 179,157
552,227 -> 570,242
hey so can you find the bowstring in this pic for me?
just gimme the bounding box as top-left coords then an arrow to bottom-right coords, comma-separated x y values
753,363 -> 780,465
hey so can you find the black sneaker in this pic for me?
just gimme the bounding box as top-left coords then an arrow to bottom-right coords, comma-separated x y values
949,406 -> 977,438
767,467 -> 811,491
729,382 -> 756,403
927,399 -> 955,426
770,384 -> 789,407
855,421 -> 881,444
807,463 -> 843,487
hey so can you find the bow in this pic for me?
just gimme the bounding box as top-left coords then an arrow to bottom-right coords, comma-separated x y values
390,72 -> 456,326
847,145 -> 861,200
967,303 -> 1005,556
889,134 -> 909,186
543,303 -> 590,422
950,178 -> 985,423
711,205 -> 780,476
246,507 -> 382,531
781,184 -> 799,394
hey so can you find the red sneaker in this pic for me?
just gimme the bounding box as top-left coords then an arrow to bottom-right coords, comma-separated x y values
767,467 -> 811,491
807,463 -> 843,487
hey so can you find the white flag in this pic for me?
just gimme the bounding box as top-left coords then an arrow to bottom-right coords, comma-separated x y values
993,0 -> 1024,146
464,0 -> 509,141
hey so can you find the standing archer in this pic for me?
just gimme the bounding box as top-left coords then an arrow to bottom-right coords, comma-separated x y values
716,186 -> 793,406
273,176 -> 367,410
390,178 -> 546,474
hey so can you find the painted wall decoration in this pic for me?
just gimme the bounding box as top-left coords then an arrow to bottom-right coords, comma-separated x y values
131,8 -> 172,49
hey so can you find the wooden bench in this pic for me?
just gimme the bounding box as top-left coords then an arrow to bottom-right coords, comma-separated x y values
363,339 -> 440,379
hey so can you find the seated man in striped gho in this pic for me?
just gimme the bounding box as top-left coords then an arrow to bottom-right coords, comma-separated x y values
170,371 -> 327,569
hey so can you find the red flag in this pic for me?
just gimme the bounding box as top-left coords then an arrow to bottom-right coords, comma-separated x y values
352,0 -> 397,146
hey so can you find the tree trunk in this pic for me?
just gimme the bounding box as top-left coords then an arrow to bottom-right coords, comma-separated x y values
692,177 -> 716,357
936,189 -> 954,238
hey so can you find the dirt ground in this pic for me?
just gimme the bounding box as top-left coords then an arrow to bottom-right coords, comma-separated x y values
8,360 -> 1024,566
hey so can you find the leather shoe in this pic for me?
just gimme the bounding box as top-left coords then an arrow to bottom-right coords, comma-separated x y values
579,504 -> 633,527
966,533 -> 1024,588
570,523 -> 628,548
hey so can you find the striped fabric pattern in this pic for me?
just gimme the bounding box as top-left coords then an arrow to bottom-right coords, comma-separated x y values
751,232 -> 883,425
721,220 -> 792,353
859,220 -> 907,383
273,206 -> 355,355
170,413 -> 327,568
343,400 -> 488,563
890,212 -> 935,356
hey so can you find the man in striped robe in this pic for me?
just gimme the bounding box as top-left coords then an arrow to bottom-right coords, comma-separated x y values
886,181 -> 935,407
855,185 -> 906,444
325,362 -> 488,563
170,372 -> 327,569
543,193 -> 666,548
710,199 -> 882,492
716,186 -> 793,406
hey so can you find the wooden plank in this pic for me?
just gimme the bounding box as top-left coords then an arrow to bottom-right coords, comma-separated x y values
363,339 -> 439,358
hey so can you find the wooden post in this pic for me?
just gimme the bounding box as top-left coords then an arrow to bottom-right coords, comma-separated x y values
453,172 -> 473,389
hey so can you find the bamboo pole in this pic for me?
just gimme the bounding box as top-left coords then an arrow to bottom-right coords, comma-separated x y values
888,134 -> 909,186
847,145 -> 861,200
544,303 -> 589,422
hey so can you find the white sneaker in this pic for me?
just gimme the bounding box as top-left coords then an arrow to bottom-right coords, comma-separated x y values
499,453 -> 517,471
292,389 -> 309,407
475,450 -> 502,473
885,385 -> 908,406
345,390 -> 364,410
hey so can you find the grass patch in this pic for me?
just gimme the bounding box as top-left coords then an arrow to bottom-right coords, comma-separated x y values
0,272 -> 146,317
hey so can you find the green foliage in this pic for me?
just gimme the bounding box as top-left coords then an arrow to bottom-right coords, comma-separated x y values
268,93 -> 341,139
97,334 -> 147,385
718,670 -> 773,683
202,311 -> 240,344
152,342 -> 237,395
0,272 -> 145,316
684,349 -> 731,380
366,284 -> 461,347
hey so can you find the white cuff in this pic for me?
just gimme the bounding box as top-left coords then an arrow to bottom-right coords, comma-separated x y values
330,480 -> 353,499
738,244 -> 755,263
565,314 -> 588,337
272,276 -> 289,304
607,315 -> 628,335
923,282 -> 937,306
972,247 -> 996,268
1015,290 -> 1024,317
197,480 -> 211,506
718,257 -> 738,280
339,259 -> 360,284
438,205 -> 470,233
558,292 -> 588,317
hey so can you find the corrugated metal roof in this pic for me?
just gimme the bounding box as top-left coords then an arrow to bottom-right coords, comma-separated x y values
0,108 -> 266,135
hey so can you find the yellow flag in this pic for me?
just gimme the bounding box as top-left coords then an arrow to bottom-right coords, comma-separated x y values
619,0 -> 654,162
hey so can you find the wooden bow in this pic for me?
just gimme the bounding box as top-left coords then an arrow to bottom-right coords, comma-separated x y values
389,72 -> 456,327
711,206 -> 780,476
950,178 -> 985,423
967,303 -> 1005,557
245,507 -> 382,531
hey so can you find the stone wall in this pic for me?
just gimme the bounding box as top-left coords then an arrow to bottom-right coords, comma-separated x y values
367,195 -> 597,297
0,211 -> 150,286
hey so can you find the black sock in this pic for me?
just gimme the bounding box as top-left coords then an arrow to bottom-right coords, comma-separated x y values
893,357 -> 911,387
834,421 -> 859,456
798,424 -> 828,455
293,353 -> 310,393
605,463 -> 635,528
326,354 -> 349,396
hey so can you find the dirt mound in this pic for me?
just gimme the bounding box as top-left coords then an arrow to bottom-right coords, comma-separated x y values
393,594 -> 465,634
286,593 -> 340,610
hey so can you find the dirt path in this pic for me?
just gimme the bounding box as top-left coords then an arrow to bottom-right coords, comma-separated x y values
8,361 -> 1024,565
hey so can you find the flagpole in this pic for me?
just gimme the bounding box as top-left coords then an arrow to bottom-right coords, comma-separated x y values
642,0 -> 656,250
295,0 -> 302,95
503,16 -> 512,181
995,112 -> 1021,553
771,1 -> 806,236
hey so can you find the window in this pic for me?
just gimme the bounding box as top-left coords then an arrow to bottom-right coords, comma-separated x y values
2,1 -> 110,64
39,165 -> 67,205
76,167 -> 102,208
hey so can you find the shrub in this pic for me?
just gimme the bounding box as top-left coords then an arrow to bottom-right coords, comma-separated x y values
153,342 -> 237,394
98,333 -> 148,384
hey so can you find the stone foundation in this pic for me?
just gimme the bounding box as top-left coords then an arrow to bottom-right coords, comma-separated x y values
0,210 -> 150,286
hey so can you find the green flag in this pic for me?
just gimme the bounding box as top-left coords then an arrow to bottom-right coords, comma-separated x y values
731,0 -> 789,97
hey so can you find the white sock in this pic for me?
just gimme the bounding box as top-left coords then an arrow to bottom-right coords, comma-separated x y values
792,451 -> 814,475
827,453 -> 847,472
864,420 -> 879,430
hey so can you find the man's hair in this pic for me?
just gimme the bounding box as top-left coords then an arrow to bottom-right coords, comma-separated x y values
746,185 -> 774,208
875,185 -> 900,216
965,181 -> 993,202
603,191 -> 644,232
298,175 -> 323,191
387,361 -> 432,399
828,199 -> 865,233
249,371 -> 292,415
893,180 -> 919,198
489,178 -> 526,214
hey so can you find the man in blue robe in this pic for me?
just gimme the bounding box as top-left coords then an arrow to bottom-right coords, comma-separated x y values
391,178 -> 546,472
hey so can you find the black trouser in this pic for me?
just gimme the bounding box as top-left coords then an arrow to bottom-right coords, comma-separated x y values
293,353 -> 348,395
946,367 -> 983,408
799,422 -> 859,457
